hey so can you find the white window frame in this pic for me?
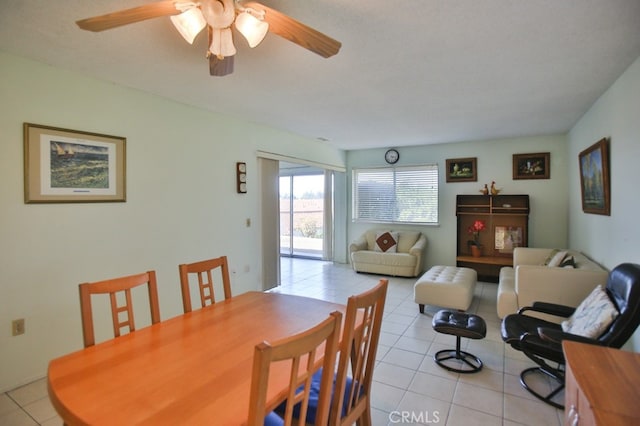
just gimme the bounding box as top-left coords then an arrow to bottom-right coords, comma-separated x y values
352,164 -> 439,225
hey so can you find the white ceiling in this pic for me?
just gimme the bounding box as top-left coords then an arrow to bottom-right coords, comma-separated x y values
1,1 -> 639,150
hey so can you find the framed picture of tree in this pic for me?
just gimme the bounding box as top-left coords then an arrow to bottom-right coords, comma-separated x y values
579,138 -> 610,215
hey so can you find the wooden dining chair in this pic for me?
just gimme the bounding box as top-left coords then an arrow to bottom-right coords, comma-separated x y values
78,271 -> 161,348
278,279 -> 388,426
329,278 -> 388,426
178,255 -> 232,313
247,311 -> 343,426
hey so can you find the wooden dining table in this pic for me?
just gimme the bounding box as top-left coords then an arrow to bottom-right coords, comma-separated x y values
47,291 -> 347,425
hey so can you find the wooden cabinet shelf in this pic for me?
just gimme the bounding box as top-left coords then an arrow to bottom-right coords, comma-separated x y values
456,256 -> 513,266
456,194 -> 529,281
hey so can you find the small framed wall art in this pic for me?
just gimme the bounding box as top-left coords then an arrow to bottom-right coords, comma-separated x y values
579,138 -> 610,215
512,152 -> 550,179
236,162 -> 247,193
23,123 -> 126,203
445,157 -> 477,182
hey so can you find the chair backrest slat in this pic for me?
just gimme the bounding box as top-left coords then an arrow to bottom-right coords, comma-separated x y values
179,256 -> 232,313
247,311 -> 343,426
331,279 -> 388,426
79,271 -> 161,347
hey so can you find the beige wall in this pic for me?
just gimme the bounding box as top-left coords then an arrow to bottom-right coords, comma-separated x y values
0,52 -> 345,392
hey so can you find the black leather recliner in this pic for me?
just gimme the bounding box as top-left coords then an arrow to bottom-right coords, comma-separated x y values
501,262 -> 640,409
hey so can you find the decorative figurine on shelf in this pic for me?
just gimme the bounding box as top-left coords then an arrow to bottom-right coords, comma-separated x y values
490,181 -> 501,196
480,184 -> 489,195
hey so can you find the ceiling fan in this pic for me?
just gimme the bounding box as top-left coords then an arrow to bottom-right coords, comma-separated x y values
76,0 -> 341,76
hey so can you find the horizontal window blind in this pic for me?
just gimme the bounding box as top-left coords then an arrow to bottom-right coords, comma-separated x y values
352,164 -> 438,224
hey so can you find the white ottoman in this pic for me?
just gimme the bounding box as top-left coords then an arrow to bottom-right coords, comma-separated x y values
414,266 -> 477,312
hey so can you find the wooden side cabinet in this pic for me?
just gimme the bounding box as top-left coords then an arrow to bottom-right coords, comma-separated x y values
563,341 -> 640,425
455,194 -> 529,281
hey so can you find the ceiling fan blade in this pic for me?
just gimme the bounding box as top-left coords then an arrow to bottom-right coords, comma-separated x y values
210,55 -> 235,76
76,0 -> 181,32
243,2 -> 341,58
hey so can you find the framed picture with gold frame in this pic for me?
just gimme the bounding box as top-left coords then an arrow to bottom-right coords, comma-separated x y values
579,138 -> 610,215
24,123 -> 126,203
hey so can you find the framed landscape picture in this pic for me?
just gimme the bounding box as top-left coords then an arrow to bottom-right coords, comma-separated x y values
445,157 -> 477,182
24,123 -> 126,203
513,152 -> 550,179
579,138 -> 610,215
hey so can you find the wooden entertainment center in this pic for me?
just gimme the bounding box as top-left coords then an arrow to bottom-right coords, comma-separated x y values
456,194 -> 529,281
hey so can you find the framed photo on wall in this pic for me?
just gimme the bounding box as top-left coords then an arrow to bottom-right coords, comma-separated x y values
512,152 -> 550,179
24,123 -> 126,203
579,138 -> 610,215
445,157 -> 477,182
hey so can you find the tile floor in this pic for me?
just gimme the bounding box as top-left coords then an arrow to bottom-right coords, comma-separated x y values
274,258 -> 565,426
1,258 -> 565,425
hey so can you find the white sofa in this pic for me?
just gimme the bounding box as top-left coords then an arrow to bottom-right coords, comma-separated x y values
349,230 -> 427,277
497,247 -> 608,322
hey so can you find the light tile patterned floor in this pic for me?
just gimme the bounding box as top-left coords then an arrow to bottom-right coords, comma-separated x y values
274,258 -> 565,426
2,258 -> 565,425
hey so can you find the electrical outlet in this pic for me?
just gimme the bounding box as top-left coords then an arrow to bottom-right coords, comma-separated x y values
12,318 -> 25,336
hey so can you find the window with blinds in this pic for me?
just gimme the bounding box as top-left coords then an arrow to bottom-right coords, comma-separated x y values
352,165 -> 439,224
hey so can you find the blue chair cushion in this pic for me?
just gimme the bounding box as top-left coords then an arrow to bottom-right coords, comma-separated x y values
264,411 -> 284,426
275,368 -> 359,423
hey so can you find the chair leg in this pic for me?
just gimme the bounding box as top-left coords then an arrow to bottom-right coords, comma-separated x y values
519,367 -> 565,409
357,406 -> 372,426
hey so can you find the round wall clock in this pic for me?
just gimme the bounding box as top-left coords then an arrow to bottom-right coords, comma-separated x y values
385,149 -> 399,164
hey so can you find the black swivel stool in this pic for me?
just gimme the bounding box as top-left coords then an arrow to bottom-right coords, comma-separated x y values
432,310 -> 487,373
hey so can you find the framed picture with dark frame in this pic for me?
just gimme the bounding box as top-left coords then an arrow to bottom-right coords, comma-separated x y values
579,138 -> 610,215
24,123 -> 126,203
445,157 -> 477,182
512,152 -> 550,179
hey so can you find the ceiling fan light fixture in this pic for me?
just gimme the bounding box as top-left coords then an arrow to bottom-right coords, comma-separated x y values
170,7 -> 206,44
235,11 -> 269,48
210,27 -> 237,58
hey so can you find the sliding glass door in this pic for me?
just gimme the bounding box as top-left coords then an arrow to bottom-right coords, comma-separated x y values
279,170 -> 324,259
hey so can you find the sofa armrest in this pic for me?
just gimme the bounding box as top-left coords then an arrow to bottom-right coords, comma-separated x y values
409,234 -> 427,276
349,235 -> 368,254
409,234 -> 427,256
